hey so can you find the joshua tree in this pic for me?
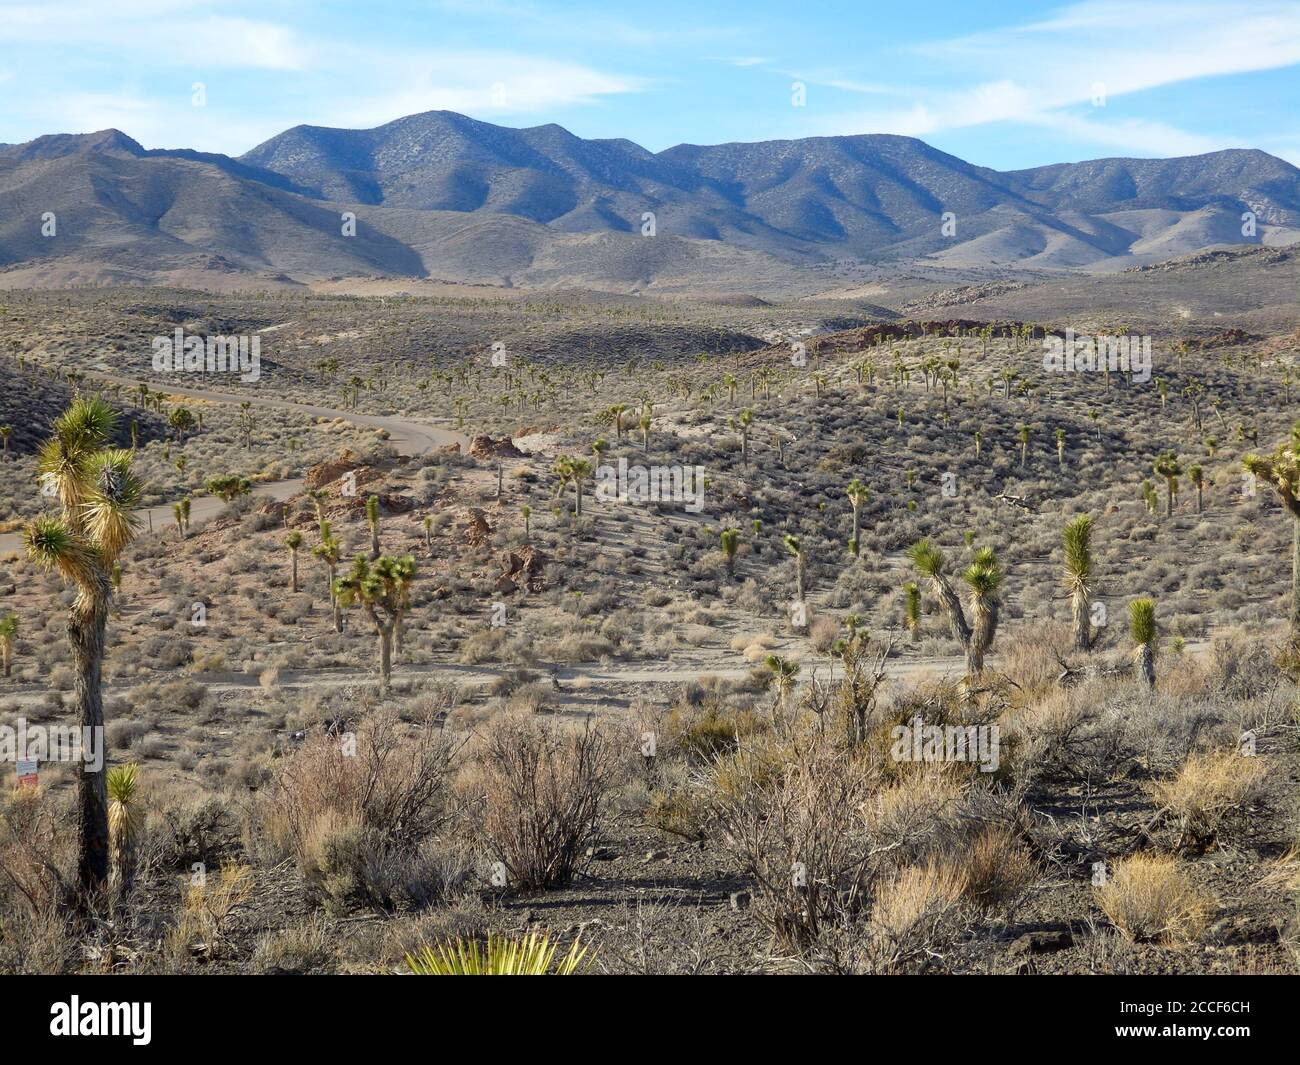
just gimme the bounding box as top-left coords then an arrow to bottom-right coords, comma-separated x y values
313,523 -> 343,633
763,654 -> 800,710
1141,480 -> 1159,515
422,514 -> 433,549
1153,451 -> 1182,517
334,554 -> 417,688
783,534 -> 806,601
1062,514 -> 1095,652
172,501 -> 185,540
308,488 -> 329,531
903,582 -> 921,643
907,538 -> 1003,675
107,763 -> 141,892
608,403 -> 628,441
639,411 -> 653,452
1018,424 -> 1032,467
720,527 -> 740,578
0,425 -> 11,460
1129,598 -> 1157,689
521,504 -> 532,542
286,531 -> 303,592
1243,423 -> 1300,632
1188,463 -> 1204,513
207,474 -> 252,504
1055,428 -> 1066,468
23,397 -> 141,905
846,478 -> 869,557
167,406 -> 195,442
974,430 -> 982,459
723,373 -> 738,404
738,408 -> 754,466
366,495 -> 382,559
0,614 -> 16,676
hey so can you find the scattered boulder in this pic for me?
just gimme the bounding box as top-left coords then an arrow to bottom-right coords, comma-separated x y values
495,545 -> 547,593
303,449 -> 361,490
469,434 -> 525,459
464,508 -> 492,546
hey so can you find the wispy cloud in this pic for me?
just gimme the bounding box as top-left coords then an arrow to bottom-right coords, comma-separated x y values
810,0 -> 1300,156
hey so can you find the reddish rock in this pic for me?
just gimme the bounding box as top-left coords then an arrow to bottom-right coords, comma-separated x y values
468,434 -> 525,459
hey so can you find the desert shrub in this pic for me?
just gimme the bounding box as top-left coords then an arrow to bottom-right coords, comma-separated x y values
253,914 -> 335,974
167,862 -> 254,961
861,860 -> 971,973
1146,750 -> 1268,851
470,714 -> 622,890
1094,853 -> 1212,946
268,708 -> 461,911
663,700 -> 765,762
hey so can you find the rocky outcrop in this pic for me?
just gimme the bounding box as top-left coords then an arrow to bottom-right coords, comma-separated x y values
468,434 -> 525,459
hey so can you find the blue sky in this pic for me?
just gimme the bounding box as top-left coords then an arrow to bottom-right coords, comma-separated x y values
2,0 -> 1299,169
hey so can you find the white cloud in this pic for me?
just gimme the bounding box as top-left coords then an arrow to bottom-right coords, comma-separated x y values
812,0 -> 1300,157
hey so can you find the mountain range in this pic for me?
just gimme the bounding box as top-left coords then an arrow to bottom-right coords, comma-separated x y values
1,111 -> 1298,293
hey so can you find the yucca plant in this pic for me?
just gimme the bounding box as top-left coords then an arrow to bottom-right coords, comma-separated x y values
107,763 -> 141,892
285,531 -> 303,592
962,547 -> 1003,674
405,933 -> 587,975
0,614 -> 17,677
738,408 -> 754,465
1062,515 -> 1095,652
783,534 -> 806,601
719,527 -> 740,578
334,554 -> 417,687
1129,598 -> 1157,690
846,478 -> 869,557
903,581 -> 921,643
313,524 -> 343,633
1153,452 -> 1182,518
366,494 -> 382,559
23,396 -> 142,905
1187,463 -> 1204,514
1243,422 -> 1300,632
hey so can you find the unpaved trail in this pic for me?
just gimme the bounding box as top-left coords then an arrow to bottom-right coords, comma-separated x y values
0,640 -> 1214,709
0,373 -> 470,555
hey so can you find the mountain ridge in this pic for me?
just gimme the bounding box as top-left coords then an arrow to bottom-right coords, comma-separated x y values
2,111 -> 1298,292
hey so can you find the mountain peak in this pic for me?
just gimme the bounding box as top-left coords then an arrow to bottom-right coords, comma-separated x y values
2,128 -> 145,162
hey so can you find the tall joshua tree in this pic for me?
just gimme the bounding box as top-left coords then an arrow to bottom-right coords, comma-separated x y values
366,495 -> 382,559
1188,463 -> 1204,514
0,614 -> 17,677
907,538 -> 1003,675
903,581 -> 921,643
1153,451 -> 1181,517
1018,424 -> 1032,468
1243,422 -> 1300,633
1129,598 -> 1157,689
783,534 -> 806,602
1062,515 -> 1095,652
0,425 -> 11,460
313,523 -> 343,633
846,478 -> 869,557
720,527 -> 739,578
1055,428 -> 1066,469
23,396 -> 141,906
639,411 -> 653,453
286,531 -> 303,592
738,408 -> 754,466
334,554 -> 416,688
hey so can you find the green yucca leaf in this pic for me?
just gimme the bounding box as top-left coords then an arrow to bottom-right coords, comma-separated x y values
1129,598 -> 1157,645
23,516 -> 97,586
907,538 -> 945,578
1062,514 -> 1093,588
405,933 -> 587,976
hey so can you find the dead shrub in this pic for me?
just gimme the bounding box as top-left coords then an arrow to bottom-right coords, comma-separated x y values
470,713 -> 623,890
268,708 -> 461,910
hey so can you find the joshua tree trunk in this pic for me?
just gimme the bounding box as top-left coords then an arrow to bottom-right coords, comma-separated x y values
1136,643 -> 1155,689
795,556 -> 805,601
69,596 -> 111,906
965,642 -> 984,675
1072,589 -> 1091,652
290,551 -> 299,593
851,507 -> 861,556
370,523 -> 380,560
1196,484 -> 1203,514
376,621 -> 394,686
574,481 -> 583,517
1292,520 -> 1300,635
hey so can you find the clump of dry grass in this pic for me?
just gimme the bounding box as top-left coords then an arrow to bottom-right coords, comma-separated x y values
866,860 -> 970,969
1094,853 -> 1212,946
1147,749 -> 1268,851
